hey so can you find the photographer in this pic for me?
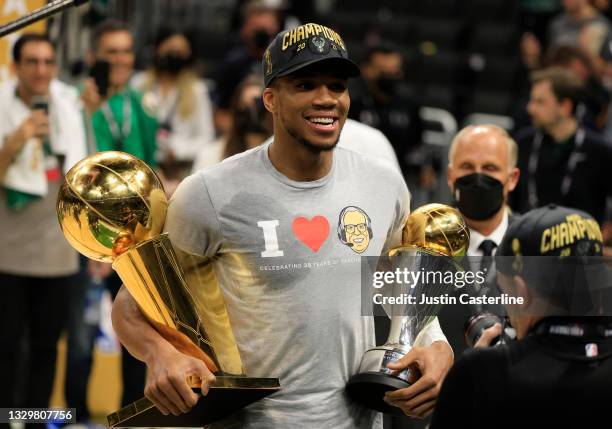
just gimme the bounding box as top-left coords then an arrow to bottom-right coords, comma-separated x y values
430,205 -> 612,428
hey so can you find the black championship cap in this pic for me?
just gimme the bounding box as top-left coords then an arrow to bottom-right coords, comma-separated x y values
262,23 -> 360,87
495,205 -> 605,313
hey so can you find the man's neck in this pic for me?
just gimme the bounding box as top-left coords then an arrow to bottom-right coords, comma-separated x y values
17,83 -> 35,106
268,132 -> 334,182
546,118 -> 578,143
108,84 -> 127,98
466,206 -> 506,237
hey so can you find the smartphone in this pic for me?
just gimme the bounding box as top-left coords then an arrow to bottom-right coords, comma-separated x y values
31,95 -> 48,114
90,59 -> 110,97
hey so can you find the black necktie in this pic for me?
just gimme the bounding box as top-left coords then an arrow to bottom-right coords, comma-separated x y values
479,239 -> 497,274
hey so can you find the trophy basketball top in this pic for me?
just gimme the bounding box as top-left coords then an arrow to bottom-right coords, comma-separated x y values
399,203 -> 469,258
57,151 -> 167,263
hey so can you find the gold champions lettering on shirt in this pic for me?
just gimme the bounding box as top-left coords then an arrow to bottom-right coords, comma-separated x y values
540,214 -> 603,253
282,23 -> 346,51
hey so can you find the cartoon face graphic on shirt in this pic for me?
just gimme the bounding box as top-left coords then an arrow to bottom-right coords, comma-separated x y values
337,206 -> 372,253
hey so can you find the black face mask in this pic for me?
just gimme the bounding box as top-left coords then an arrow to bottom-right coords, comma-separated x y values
453,173 -> 504,221
376,75 -> 400,95
155,53 -> 189,74
253,30 -> 272,49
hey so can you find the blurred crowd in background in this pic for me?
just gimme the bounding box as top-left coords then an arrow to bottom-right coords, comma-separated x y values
2,0 -> 612,427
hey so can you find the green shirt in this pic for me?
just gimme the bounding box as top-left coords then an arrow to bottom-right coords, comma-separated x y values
92,88 -> 158,167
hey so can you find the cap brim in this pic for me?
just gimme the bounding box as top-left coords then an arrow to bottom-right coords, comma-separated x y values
272,57 -> 360,83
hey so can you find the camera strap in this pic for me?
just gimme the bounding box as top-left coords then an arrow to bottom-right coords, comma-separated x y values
101,94 -> 132,147
527,128 -> 585,209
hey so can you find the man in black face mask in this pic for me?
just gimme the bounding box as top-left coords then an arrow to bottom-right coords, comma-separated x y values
438,124 -> 520,355
214,2 -> 281,112
349,42 -> 430,207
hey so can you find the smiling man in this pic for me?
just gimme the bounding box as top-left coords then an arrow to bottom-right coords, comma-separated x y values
81,20 -> 157,166
111,23 -> 453,428
338,206 -> 373,253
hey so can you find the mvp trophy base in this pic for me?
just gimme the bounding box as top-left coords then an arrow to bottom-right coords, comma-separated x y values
347,346 -> 411,415
346,372 -> 409,415
107,376 -> 281,427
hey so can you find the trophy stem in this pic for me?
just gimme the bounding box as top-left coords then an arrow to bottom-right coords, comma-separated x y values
112,233 -> 244,376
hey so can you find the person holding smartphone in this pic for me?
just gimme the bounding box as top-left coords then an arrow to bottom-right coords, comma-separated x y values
0,33 -> 87,418
81,19 -> 158,168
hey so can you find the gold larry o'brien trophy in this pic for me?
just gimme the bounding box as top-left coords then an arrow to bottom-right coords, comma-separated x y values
346,203 -> 469,414
57,151 -> 280,427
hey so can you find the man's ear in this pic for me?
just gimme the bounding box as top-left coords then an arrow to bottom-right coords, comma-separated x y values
507,167 -> 520,192
262,87 -> 276,114
561,98 -> 574,119
513,275 -> 532,309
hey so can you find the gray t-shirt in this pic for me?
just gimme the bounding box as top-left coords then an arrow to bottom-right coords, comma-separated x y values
165,143 -> 410,428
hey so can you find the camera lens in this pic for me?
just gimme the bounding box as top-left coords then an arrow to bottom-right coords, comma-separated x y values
464,312 -> 505,347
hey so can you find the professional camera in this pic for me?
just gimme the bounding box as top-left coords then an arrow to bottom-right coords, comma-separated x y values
464,312 -> 516,347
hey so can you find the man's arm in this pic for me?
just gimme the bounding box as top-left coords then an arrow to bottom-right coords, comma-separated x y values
111,285 -> 216,416
0,111 -> 48,181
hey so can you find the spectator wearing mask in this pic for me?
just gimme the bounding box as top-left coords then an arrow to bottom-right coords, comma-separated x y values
438,125 -> 520,355
214,1 -> 281,114
0,33 -> 87,416
512,66 -> 612,224
132,28 -> 215,193
349,42 -> 432,207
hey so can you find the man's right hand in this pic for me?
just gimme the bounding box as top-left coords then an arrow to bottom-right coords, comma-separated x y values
81,78 -> 102,115
473,323 -> 502,348
15,110 -> 49,145
144,342 -> 216,416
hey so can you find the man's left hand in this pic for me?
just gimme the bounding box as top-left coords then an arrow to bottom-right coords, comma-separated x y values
383,341 -> 453,418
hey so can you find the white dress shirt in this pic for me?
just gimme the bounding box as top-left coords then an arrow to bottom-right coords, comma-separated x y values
467,209 -> 509,258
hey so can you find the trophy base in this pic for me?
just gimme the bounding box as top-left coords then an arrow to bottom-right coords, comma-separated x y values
107,376 -> 281,427
346,372 -> 410,415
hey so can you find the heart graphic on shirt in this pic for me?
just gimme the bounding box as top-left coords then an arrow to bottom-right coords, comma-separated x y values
292,216 -> 330,253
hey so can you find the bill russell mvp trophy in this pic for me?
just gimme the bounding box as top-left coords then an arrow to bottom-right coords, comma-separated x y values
56,151 -> 280,427
347,203 -> 469,414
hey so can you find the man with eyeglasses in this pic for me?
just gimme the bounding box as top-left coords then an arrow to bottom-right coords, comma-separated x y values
0,33 -> 87,415
338,206 -> 373,254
